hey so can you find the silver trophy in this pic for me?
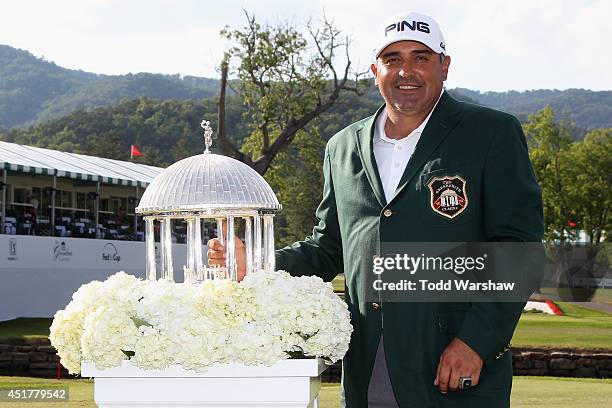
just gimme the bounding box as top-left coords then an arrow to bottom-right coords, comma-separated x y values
136,120 -> 281,283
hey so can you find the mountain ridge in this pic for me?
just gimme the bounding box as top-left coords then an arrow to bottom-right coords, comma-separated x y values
0,44 -> 218,129
1,44 -> 611,131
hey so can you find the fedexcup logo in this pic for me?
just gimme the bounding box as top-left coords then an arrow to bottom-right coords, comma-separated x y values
385,20 -> 431,36
102,243 -> 121,262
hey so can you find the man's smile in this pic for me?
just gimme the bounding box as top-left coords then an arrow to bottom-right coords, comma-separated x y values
397,84 -> 421,90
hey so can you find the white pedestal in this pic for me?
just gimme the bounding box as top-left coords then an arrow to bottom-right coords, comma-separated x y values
81,359 -> 327,408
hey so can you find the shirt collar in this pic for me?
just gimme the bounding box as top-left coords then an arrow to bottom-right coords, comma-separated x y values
375,88 -> 445,144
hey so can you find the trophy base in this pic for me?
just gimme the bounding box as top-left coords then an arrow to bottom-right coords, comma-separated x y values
81,359 -> 326,408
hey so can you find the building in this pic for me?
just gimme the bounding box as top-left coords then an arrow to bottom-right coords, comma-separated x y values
0,141 -> 204,320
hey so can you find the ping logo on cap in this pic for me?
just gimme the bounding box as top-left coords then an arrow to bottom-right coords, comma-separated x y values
385,20 -> 431,36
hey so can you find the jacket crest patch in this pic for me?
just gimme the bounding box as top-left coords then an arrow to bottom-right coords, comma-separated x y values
427,175 -> 468,219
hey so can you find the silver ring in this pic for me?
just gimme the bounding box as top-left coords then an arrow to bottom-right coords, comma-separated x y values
459,376 -> 472,390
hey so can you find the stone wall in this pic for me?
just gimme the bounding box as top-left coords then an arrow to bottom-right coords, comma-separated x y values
321,347 -> 612,382
1,341 -> 610,380
0,340 -> 70,378
512,348 -> 612,378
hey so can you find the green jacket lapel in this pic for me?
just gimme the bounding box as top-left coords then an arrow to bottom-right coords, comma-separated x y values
391,92 -> 463,203
355,105 -> 387,208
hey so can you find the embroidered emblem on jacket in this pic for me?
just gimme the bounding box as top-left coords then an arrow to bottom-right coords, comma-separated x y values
427,175 -> 468,219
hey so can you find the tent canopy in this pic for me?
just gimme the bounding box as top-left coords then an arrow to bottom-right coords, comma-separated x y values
0,141 -> 163,187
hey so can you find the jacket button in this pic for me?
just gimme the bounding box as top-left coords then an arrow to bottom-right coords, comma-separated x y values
383,209 -> 393,217
372,302 -> 381,310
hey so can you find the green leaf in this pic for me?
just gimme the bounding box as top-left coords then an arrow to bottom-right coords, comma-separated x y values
130,316 -> 152,328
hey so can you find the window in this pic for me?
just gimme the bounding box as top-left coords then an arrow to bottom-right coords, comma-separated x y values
110,197 -> 122,213
0,183 -> 9,209
127,197 -> 137,215
57,190 -> 72,208
31,187 -> 44,206
76,192 -> 87,210
33,187 -> 51,216
0,183 -> 6,204
13,187 -> 28,204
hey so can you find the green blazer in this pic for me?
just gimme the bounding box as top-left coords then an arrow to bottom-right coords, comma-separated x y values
276,92 -> 544,407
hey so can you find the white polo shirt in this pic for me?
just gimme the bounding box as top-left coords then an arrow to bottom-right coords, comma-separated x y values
373,90 -> 444,203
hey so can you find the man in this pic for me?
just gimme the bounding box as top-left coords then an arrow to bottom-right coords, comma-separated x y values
209,11 -> 543,407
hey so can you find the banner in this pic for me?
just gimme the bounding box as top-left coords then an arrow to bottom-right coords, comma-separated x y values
0,235 -> 193,320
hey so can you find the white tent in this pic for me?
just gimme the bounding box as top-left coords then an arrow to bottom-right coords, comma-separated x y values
0,140 -> 162,187
0,140 -> 164,229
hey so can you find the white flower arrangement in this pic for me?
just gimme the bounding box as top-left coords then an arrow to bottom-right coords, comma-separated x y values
49,271 -> 352,374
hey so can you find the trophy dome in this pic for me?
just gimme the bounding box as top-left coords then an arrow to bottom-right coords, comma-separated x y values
138,120 -> 279,283
136,153 -> 281,214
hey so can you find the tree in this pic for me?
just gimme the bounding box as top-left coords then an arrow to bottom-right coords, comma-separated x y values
264,127 -> 325,246
216,11 -> 365,175
525,107 -> 611,297
569,128 -> 611,245
524,106 -> 576,243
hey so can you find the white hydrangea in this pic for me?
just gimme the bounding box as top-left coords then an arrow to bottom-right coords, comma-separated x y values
69,280 -> 105,309
132,326 -> 173,369
242,270 -> 352,364
136,280 -> 197,334
49,280 -> 105,373
227,322 -> 289,365
80,306 -> 139,370
175,316 -> 230,371
48,308 -> 86,374
50,270 -> 352,374
195,279 -> 257,327
101,271 -> 146,311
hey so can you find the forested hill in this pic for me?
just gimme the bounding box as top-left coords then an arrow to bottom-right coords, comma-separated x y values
1,44 -> 611,131
0,45 -> 218,129
455,88 -> 612,130
0,94 -> 381,168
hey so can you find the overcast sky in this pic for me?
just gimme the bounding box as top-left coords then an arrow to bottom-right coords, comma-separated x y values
1,0 -> 610,91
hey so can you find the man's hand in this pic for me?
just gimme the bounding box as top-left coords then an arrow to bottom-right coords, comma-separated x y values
207,236 -> 247,281
434,337 -> 483,393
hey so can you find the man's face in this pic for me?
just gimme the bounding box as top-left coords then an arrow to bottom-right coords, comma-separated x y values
371,41 -> 450,117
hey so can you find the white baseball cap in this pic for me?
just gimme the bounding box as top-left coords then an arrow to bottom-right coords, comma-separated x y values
374,12 -> 446,58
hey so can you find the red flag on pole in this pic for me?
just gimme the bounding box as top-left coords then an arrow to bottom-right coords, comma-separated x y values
131,145 -> 143,158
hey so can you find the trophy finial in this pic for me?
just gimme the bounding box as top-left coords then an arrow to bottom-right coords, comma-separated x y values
201,120 -> 213,154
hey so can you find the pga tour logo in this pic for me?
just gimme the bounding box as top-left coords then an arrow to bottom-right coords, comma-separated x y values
8,238 -> 18,261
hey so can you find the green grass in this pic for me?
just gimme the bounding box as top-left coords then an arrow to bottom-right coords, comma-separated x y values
510,377 -> 612,408
512,302 -> 612,350
0,318 -> 52,341
319,378 -> 612,408
1,377 -> 608,408
328,278 -> 612,351
1,302 -> 610,351
557,302 -> 612,317
331,274 -> 345,292
539,287 -> 612,305
0,377 -> 94,407
319,383 -> 342,407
